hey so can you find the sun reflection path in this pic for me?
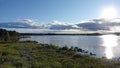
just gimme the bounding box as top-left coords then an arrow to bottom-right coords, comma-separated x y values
100,34 -> 118,59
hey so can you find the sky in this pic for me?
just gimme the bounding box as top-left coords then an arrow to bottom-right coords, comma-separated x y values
0,0 -> 120,24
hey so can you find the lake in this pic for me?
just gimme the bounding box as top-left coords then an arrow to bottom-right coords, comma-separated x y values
20,34 -> 120,59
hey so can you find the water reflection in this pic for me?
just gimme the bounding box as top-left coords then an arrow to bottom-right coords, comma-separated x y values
100,34 -> 118,59
20,35 -> 120,58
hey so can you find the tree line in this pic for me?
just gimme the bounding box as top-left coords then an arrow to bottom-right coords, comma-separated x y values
0,29 -> 20,42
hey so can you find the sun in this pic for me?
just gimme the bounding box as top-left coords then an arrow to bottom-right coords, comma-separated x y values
100,6 -> 118,19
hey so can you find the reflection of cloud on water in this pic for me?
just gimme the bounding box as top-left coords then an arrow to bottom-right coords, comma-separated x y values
100,34 -> 118,59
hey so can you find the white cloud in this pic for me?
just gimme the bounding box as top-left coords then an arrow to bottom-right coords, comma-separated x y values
16,19 -> 48,29
72,25 -> 80,28
49,20 -> 68,25
78,18 -> 120,31
110,26 -> 120,32
110,18 -> 120,23
81,18 -> 120,24
80,20 -> 95,23
47,20 -> 81,30
2,18 -> 120,33
18,19 -> 36,26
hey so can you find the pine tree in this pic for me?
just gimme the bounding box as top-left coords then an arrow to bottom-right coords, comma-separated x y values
4,31 -> 10,41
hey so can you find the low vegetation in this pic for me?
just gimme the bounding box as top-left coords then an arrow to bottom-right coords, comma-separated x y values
0,41 -> 119,68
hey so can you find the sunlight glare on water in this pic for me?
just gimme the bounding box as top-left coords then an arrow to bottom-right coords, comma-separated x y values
100,34 -> 118,59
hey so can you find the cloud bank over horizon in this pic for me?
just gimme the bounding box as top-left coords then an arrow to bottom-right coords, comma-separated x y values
1,18 -> 120,33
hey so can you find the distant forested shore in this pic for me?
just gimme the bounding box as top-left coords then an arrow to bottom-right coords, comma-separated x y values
20,32 -> 120,36
20,33 -> 103,36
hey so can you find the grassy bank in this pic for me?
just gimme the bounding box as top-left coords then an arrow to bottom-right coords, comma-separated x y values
0,41 -> 120,68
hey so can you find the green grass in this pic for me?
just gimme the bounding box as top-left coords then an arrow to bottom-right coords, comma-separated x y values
0,41 -> 120,68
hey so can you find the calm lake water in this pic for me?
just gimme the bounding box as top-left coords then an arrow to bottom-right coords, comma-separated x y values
20,34 -> 120,59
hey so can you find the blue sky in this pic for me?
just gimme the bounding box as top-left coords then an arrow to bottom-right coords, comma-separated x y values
0,0 -> 120,24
